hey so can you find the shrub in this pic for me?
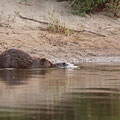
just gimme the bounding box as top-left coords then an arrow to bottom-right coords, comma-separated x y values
71,0 -> 120,17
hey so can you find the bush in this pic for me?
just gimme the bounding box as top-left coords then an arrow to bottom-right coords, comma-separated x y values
71,0 -> 120,17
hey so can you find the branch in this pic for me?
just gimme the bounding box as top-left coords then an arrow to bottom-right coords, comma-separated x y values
16,12 -> 106,37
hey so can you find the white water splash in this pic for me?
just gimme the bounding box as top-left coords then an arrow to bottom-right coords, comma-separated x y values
55,62 -> 78,69
64,63 -> 78,68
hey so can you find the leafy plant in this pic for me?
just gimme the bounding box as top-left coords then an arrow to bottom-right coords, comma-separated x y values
70,0 -> 120,17
107,0 -> 120,17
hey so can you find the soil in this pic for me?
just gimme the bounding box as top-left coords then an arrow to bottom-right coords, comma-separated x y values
0,0 -> 120,63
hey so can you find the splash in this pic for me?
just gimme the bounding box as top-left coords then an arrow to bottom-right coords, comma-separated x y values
54,62 -> 78,68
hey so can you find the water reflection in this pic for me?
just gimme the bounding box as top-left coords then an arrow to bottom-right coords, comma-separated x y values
0,64 -> 120,120
0,69 -> 52,86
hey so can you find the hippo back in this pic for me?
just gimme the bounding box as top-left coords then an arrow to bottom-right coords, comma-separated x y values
0,49 -> 33,68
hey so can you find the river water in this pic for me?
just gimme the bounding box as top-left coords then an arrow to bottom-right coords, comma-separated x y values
0,63 -> 120,120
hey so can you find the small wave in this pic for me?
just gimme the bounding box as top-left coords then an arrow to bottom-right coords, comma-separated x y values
64,63 -> 78,68
54,62 -> 78,68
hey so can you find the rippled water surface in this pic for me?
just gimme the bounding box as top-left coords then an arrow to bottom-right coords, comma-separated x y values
0,63 -> 120,120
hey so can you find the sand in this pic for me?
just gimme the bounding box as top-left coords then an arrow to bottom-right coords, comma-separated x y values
0,0 -> 120,63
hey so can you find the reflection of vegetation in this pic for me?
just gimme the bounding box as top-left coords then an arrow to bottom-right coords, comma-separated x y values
0,69 -> 30,86
0,90 -> 120,120
0,69 -> 50,86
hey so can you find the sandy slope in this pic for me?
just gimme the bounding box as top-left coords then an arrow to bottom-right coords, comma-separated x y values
0,0 -> 120,63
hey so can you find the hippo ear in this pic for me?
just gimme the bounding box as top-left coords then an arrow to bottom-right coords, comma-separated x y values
41,58 -> 46,62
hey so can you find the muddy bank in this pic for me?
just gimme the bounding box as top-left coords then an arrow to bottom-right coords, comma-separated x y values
0,0 -> 120,63
0,27 -> 120,63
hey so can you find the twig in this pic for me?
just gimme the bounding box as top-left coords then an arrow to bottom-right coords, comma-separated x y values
61,0 -> 76,13
15,11 -> 49,25
75,29 -> 106,37
66,0 -> 76,9
17,12 -> 106,37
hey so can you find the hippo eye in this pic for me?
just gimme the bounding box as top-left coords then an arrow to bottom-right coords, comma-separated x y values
63,63 -> 66,66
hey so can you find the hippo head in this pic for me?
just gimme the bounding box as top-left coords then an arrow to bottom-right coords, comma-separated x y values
32,58 -> 53,68
40,58 -> 53,68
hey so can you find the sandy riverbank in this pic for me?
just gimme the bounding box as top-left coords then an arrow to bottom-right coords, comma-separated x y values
0,0 -> 120,63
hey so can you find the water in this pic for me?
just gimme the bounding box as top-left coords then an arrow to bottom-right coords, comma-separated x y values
0,63 -> 120,120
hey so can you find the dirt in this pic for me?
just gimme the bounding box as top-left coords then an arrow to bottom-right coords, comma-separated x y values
0,0 -> 120,63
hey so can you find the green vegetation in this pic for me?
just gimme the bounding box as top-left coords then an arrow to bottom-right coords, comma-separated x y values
70,0 -> 120,17
47,10 -> 74,36
47,19 -> 74,36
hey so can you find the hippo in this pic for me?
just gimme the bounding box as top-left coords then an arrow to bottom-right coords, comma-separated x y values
0,49 -> 77,69
0,49 -> 53,68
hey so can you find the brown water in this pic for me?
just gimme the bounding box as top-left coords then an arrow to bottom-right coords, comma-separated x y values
0,63 -> 120,120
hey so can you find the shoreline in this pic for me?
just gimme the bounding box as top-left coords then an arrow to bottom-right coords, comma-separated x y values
0,26 -> 120,64
0,0 -> 120,64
